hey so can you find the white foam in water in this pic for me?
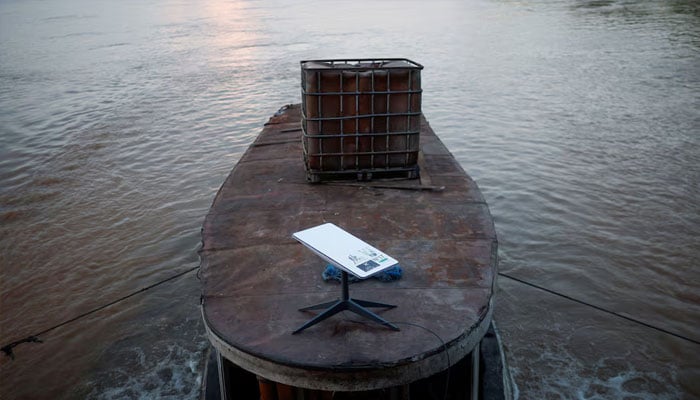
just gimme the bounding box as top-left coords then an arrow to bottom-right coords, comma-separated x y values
85,342 -> 207,400
510,347 -> 683,400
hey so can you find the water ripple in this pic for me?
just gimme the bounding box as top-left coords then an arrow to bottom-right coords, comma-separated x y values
1,0 -> 698,398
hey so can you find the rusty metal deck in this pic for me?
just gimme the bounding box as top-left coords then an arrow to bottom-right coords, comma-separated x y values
199,104 -> 497,391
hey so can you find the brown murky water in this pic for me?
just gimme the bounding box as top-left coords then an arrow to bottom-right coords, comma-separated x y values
1,0 -> 698,398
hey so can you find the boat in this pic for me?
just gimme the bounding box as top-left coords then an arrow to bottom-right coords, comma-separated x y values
198,101 -> 510,399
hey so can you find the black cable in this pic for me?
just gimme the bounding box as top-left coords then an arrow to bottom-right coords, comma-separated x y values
391,321 -> 451,400
499,272 -> 700,346
1,265 -> 200,359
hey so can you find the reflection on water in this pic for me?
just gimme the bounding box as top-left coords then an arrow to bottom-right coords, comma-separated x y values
1,0 -> 698,398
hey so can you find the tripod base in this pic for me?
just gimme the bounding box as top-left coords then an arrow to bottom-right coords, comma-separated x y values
293,271 -> 400,334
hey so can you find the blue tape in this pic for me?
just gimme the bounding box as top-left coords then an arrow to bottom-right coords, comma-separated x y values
321,264 -> 403,283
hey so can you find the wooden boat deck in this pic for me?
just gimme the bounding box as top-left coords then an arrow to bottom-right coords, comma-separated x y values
199,104 -> 498,392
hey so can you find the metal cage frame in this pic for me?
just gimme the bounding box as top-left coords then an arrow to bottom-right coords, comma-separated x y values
300,58 -> 423,182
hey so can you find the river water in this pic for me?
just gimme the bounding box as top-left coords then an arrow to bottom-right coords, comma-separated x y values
1,0 -> 698,399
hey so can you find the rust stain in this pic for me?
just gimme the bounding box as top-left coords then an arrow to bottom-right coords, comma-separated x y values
200,104 -> 497,377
